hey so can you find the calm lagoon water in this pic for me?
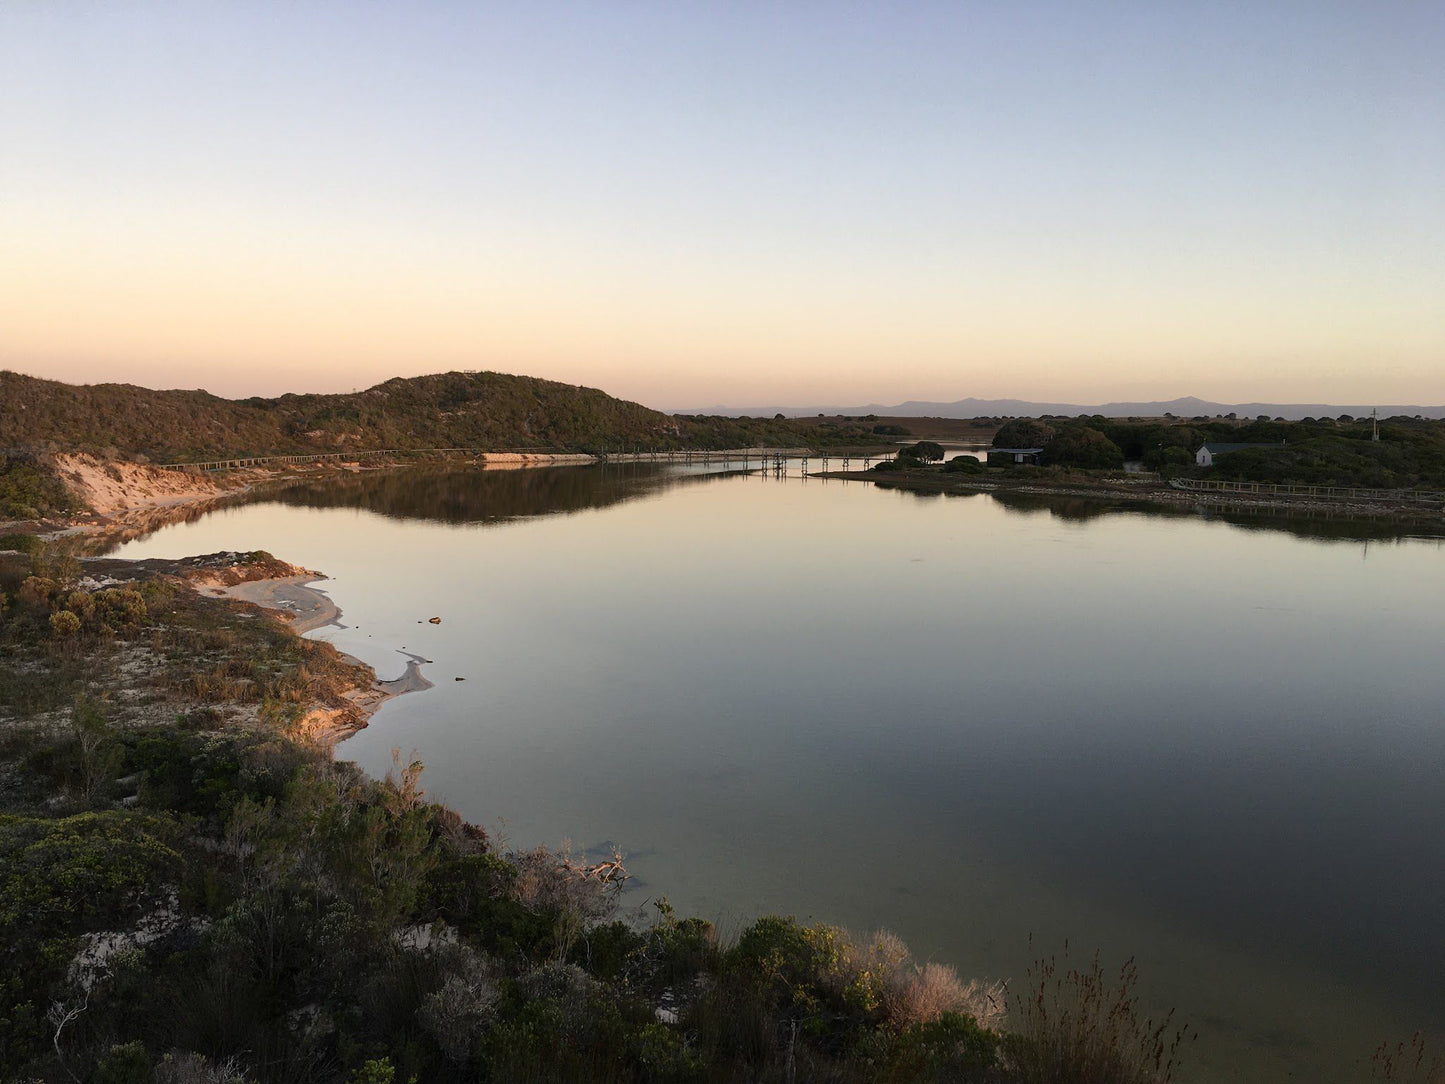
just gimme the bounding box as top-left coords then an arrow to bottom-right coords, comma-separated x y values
110,465 -> 1445,1082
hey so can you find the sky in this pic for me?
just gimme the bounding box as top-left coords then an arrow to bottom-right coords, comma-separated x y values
1,2 -> 1442,410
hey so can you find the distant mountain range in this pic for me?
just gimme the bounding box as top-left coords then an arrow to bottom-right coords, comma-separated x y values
674,395 -> 1445,422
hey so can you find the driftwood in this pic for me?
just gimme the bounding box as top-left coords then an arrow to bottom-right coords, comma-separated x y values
558,853 -> 630,888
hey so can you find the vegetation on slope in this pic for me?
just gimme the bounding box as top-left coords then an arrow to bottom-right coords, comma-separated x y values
0,371 -> 678,462
1184,418 -> 1445,489
0,450 -> 81,520
0,370 -> 919,470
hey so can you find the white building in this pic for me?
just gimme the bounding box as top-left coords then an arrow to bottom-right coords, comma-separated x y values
1195,442 -> 1284,467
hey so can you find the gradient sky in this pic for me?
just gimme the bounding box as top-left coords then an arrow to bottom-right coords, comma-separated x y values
2,2 -> 1442,409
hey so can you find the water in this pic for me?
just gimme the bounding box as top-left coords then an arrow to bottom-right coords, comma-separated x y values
108,464 -> 1445,1082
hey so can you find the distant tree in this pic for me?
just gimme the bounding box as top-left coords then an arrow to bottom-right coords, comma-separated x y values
992,419 -> 1055,448
1143,445 -> 1193,471
908,441 -> 945,462
1040,427 -> 1124,469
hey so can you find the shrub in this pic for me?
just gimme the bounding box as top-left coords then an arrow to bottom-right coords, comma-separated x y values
94,1041 -> 152,1084
417,962 -> 499,1063
96,588 -> 148,629
49,609 -> 82,638
348,1060 -> 396,1084
728,916 -> 848,1010
886,1012 -> 1003,1078
0,811 -> 182,1065
155,1053 -> 250,1084
17,575 -> 58,609
943,455 -> 984,473
885,961 -> 1006,1031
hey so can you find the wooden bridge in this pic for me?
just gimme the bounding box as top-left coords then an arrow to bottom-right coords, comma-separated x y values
156,447 -> 865,474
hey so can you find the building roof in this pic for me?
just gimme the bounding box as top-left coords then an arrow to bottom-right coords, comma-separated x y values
1199,442 -> 1285,455
990,447 -> 1045,454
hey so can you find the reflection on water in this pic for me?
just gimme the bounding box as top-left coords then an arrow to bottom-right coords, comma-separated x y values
991,489 -> 1445,544
107,465 -> 1445,1084
266,462 -> 727,524
263,463 -> 1445,547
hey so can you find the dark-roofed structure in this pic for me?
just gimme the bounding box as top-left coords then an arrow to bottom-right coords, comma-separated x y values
988,447 -> 1045,466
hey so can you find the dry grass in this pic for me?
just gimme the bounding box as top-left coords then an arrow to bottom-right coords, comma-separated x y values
1007,946 -> 1192,1084
888,962 -> 1007,1032
850,929 -> 1008,1031
1374,1034 -> 1445,1083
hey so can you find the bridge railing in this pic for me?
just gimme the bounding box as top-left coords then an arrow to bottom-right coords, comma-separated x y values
1169,477 -> 1445,504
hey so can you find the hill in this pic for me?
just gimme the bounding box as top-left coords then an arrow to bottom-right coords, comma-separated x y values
0,370 -> 679,462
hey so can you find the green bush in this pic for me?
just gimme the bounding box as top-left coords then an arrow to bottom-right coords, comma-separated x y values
908,440 -> 946,462
1040,427 -> 1125,470
94,1041 -> 152,1084
728,916 -> 848,1014
0,811 -> 182,1067
885,1012 -> 1003,1078
0,453 -> 76,519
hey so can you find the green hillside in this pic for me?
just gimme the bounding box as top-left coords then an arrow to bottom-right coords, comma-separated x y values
0,370 -> 679,462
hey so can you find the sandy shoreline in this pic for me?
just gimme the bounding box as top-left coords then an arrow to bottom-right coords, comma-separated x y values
206,571 -> 433,744
211,574 -> 343,634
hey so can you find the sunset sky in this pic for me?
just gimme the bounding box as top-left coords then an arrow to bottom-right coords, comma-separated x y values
2,2 -> 1441,409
